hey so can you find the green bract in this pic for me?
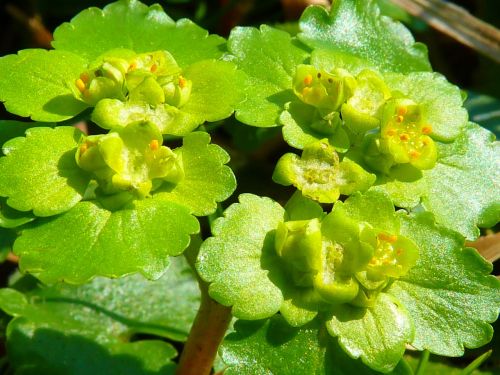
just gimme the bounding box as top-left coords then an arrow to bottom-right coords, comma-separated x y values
0,0 -> 244,136
197,191 -> 500,372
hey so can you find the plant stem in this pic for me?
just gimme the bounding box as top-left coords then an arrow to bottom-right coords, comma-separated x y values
415,350 -> 430,375
176,238 -> 232,375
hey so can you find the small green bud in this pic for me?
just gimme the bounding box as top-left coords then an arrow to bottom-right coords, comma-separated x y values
275,219 -> 322,286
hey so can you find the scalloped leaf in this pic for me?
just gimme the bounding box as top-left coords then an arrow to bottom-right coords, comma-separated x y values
0,198 -> 34,229
387,211 -> 500,357
228,25 -> 309,127
298,0 -> 431,73
0,121 -> 49,156
14,197 -> 199,284
374,123 -> 500,240
168,59 -> 245,135
0,257 -> 200,374
220,316 -> 412,375
326,293 -> 413,373
155,132 -> 236,216
384,72 -> 468,141
0,50 -> 88,121
0,127 -> 91,217
52,0 -> 225,68
196,194 -> 285,319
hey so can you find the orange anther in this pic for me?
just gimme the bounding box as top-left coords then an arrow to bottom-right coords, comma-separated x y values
149,140 -> 160,150
396,248 -> 403,256
422,126 -> 432,134
178,76 -> 187,89
397,106 -> 408,116
128,62 -> 137,71
386,128 -> 396,136
303,74 -> 313,85
378,233 -> 398,243
409,150 -> 421,159
80,73 -> 90,84
396,115 -> 404,123
75,79 -> 86,93
150,63 -> 158,73
399,133 -> 410,141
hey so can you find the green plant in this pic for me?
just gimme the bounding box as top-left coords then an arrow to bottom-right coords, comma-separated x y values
0,0 -> 498,374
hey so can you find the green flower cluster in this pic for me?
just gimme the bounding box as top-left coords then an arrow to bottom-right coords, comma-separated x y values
72,50 -> 193,133
275,197 -> 418,308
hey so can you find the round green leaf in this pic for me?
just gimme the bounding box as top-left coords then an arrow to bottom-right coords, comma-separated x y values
228,25 -> 310,127
298,0 -> 431,73
52,0 -> 225,68
388,212 -> 500,357
196,194 -> 286,320
326,293 -> 413,373
0,127 -> 90,217
0,50 -> 88,121
155,132 -> 236,216
14,197 -> 199,284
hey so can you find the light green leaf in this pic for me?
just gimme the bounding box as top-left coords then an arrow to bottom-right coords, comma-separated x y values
375,123 -> 500,240
326,293 -> 413,373
221,316 -> 412,375
155,132 -> 236,216
169,59 -> 245,135
0,127 -> 91,217
0,50 -> 88,121
384,72 -> 468,141
228,25 -> 309,127
388,212 -> 500,357
14,197 -> 199,284
52,0 -> 225,68
298,0 -> 431,73
196,194 -> 286,320
0,257 -> 199,374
